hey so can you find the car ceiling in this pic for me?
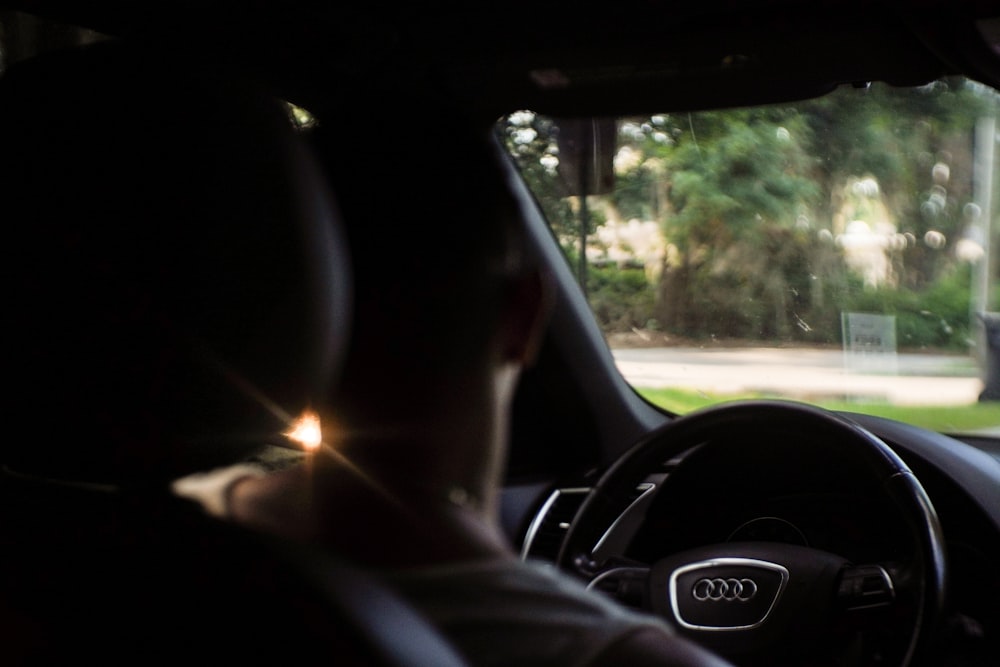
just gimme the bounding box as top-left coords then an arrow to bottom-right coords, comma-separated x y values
6,1 -> 1000,120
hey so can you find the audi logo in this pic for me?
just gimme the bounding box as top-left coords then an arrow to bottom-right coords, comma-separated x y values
692,577 -> 758,602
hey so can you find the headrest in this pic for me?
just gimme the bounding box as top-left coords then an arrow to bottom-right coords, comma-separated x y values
0,42 -> 350,483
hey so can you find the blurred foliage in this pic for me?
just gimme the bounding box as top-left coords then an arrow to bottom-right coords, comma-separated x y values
499,111 -> 578,241
501,80 -> 999,351
841,263 -> 973,349
585,263 -> 657,333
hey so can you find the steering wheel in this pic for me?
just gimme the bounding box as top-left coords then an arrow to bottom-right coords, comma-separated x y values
558,400 -> 945,666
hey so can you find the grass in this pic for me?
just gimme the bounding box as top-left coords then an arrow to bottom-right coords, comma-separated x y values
636,387 -> 1000,434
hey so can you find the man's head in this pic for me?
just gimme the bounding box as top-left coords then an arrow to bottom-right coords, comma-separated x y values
316,104 -> 549,434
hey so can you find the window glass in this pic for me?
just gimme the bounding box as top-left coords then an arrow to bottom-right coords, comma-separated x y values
501,80 -> 1000,436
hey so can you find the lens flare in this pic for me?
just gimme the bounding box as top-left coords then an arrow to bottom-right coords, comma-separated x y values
284,410 -> 322,450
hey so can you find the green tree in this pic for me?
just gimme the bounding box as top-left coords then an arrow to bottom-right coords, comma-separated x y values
801,80 -> 992,289
652,108 -> 822,338
499,111 -> 576,249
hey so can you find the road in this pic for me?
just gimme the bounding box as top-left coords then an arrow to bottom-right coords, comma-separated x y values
611,347 -> 984,406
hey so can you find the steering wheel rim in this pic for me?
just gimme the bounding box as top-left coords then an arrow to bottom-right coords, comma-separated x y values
557,400 -> 946,666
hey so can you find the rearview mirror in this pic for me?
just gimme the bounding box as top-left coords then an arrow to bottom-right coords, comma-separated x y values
556,117 -> 616,196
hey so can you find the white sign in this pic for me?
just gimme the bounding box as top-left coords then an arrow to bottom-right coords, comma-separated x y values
841,312 -> 898,374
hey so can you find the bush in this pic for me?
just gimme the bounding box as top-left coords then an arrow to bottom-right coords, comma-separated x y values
836,265 -> 972,351
586,263 -> 657,332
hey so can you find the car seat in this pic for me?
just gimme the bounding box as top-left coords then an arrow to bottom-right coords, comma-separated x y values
0,40 -> 465,666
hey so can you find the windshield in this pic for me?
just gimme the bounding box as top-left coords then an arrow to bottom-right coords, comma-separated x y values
501,79 -> 1000,436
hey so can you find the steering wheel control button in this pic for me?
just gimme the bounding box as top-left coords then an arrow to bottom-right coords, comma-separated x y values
669,558 -> 788,631
837,565 -> 895,610
587,566 -> 650,609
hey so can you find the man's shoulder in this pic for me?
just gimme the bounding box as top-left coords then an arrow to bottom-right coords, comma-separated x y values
386,558 -> 677,667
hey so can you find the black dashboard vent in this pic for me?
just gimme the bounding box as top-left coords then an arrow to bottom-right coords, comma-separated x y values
520,487 -> 589,563
521,483 -> 658,563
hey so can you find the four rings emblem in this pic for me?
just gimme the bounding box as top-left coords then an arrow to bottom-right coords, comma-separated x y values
692,577 -> 758,602
671,559 -> 789,631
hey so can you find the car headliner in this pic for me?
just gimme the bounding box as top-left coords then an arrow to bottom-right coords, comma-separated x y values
6,1 -> 1000,121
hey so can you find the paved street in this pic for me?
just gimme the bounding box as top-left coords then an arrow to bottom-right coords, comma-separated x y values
611,347 -> 984,406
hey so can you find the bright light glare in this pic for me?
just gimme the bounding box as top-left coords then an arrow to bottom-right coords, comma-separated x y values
285,410 -> 323,450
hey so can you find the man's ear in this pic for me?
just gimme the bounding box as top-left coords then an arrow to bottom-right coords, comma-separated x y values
500,267 -> 555,366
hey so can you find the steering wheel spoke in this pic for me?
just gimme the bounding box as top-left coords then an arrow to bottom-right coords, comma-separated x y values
586,564 -> 651,609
